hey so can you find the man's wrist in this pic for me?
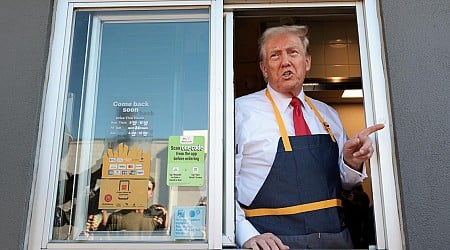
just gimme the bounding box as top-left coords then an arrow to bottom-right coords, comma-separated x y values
344,159 -> 363,172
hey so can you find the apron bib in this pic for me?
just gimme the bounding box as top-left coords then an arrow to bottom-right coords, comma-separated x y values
241,89 -> 353,248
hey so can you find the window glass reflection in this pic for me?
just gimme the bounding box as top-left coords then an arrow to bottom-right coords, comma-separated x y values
52,9 -> 209,243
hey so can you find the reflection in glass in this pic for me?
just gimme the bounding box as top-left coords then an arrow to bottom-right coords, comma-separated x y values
52,9 -> 209,243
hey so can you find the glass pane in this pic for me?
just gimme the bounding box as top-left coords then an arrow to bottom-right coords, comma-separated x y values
52,9 -> 210,243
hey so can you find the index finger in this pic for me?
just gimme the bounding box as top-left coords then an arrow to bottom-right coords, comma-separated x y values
360,123 -> 385,137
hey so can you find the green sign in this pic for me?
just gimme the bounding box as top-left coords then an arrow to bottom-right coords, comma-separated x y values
167,136 -> 205,186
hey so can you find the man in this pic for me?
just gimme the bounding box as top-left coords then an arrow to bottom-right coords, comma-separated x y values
235,25 -> 384,249
86,176 -> 167,231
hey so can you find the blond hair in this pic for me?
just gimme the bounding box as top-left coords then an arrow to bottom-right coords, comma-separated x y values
258,25 -> 310,61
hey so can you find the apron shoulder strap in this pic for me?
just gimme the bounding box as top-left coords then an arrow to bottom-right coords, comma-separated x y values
265,89 -> 336,152
304,96 -> 336,143
265,89 -> 293,151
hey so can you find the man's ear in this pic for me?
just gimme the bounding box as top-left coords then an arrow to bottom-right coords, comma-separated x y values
259,61 -> 268,79
305,55 -> 312,71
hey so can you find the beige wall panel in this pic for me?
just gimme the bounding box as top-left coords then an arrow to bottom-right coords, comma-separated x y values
333,103 -> 373,205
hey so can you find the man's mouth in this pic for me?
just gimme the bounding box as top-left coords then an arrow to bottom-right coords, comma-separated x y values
282,71 -> 293,79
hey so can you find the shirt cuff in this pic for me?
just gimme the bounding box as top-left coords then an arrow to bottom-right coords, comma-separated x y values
342,162 -> 368,190
236,219 -> 260,248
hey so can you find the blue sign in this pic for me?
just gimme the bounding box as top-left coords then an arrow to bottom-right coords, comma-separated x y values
172,206 -> 206,239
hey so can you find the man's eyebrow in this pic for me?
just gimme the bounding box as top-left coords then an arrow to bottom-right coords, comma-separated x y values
268,48 -> 281,53
268,45 -> 301,53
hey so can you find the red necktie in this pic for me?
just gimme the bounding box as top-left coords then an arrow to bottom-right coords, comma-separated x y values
290,97 -> 311,136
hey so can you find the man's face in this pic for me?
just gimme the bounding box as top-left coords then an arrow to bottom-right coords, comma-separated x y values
147,181 -> 154,200
259,32 -> 311,97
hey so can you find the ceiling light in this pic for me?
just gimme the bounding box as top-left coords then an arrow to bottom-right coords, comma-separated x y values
329,76 -> 346,83
329,43 -> 348,49
303,83 -> 319,86
342,89 -> 363,98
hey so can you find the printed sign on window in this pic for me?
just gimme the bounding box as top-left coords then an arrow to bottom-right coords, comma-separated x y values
167,136 -> 205,186
98,179 -> 149,209
101,143 -> 151,179
172,206 -> 206,240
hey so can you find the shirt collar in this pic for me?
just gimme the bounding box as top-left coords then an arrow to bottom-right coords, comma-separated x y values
266,84 -> 307,112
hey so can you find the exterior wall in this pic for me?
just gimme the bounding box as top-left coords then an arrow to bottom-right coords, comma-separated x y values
0,0 -> 53,249
379,0 -> 450,249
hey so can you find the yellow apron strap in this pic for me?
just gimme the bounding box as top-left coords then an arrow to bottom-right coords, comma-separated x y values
242,198 -> 342,217
265,89 -> 336,151
304,96 -> 336,143
265,89 -> 292,151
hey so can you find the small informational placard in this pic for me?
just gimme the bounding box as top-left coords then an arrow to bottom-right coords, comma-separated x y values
98,179 -> 149,209
102,143 -> 151,179
167,136 -> 205,186
172,206 -> 206,240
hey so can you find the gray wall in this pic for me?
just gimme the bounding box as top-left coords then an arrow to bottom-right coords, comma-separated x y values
379,0 -> 450,249
0,0 -> 53,249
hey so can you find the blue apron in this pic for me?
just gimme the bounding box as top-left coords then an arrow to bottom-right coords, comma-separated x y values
241,89 -> 353,249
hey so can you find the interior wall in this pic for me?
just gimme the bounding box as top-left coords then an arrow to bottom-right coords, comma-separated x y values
333,104 -> 372,204
234,18 -> 265,98
307,21 -> 361,79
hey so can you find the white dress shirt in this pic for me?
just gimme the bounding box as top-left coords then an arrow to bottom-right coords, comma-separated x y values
234,84 -> 367,247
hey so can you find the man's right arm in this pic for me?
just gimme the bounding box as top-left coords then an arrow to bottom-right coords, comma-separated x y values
235,201 -> 260,247
235,139 -> 259,247
234,118 -> 260,247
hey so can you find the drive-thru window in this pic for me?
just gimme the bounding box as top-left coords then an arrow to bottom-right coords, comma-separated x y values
28,1 -> 402,249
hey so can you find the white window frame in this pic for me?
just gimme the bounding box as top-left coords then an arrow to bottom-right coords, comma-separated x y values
27,1 -> 225,249
223,11 -> 236,248
223,1 -> 403,249
28,0 -> 403,249
358,1 -> 404,249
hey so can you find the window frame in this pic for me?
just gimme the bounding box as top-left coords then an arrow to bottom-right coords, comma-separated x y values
27,1 -> 225,249
357,1 -> 404,249
223,1 -> 403,249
